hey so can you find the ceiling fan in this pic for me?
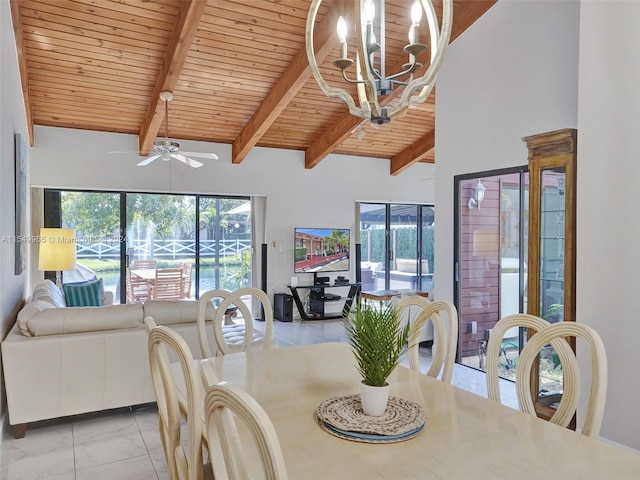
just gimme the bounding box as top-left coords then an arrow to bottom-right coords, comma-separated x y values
136,91 -> 218,168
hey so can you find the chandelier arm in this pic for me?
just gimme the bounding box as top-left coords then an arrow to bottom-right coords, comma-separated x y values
386,64 -> 417,82
341,69 -> 368,85
305,0 -> 371,120
355,0 -> 382,119
387,0 -> 452,120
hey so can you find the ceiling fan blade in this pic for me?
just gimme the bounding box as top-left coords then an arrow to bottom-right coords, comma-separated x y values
172,153 -> 203,168
179,151 -> 219,160
137,154 -> 162,166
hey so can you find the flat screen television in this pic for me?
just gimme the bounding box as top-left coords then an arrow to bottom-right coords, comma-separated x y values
294,227 -> 350,274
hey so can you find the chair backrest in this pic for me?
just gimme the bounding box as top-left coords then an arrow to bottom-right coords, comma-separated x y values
133,259 -> 157,270
515,321 -> 607,438
395,297 -> 458,383
204,381 -> 288,480
213,287 -> 274,355
145,316 -> 204,480
182,263 -> 193,298
153,268 -> 185,300
126,266 -> 148,303
485,314 -> 577,405
197,289 -> 251,358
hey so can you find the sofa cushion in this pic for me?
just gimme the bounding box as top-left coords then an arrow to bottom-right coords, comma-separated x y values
26,303 -> 144,336
17,280 -> 66,336
143,299 -> 215,326
16,299 -> 56,337
30,280 -> 67,308
63,278 -> 103,307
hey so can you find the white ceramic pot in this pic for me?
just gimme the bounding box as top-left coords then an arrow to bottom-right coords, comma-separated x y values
359,381 -> 390,416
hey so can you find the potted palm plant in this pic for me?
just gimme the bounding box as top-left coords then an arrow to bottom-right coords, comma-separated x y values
344,302 -> 410,416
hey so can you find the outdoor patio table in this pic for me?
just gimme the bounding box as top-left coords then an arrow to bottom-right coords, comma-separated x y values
186,342 -> 640,479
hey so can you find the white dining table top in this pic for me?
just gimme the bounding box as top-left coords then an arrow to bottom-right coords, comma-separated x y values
197,342 -> 640,479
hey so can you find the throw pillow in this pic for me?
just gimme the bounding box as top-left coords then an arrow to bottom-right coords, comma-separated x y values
63,278 -> 103,307
65,278 -> 107,305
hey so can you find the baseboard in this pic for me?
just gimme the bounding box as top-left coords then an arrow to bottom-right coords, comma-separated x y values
599,435 -> 640,455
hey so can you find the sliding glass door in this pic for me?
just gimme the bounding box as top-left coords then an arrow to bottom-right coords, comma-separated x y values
454,168 -> 528,377
359,203 -> 434,295
46,190 -> 251,303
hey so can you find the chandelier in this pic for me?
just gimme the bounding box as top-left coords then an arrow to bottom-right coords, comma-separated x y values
306,0 -> 453,124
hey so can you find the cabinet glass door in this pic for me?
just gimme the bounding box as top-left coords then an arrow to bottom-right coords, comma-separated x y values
536,168 -> 567,406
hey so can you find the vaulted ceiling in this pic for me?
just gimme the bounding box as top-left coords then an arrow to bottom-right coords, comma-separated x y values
11,0 -> 496,175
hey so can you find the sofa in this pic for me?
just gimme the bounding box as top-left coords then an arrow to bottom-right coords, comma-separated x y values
1,280 -> 216,438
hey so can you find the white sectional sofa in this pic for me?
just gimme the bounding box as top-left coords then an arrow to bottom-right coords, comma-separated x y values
1,280 -> 215,438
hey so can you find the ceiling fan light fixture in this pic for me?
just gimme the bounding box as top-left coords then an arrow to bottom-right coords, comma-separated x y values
305,0 -> 453,124
134,91 -> 218,169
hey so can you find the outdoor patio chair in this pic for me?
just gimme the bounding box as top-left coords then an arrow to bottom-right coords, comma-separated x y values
149,268 -> 185,300
181,262 -> 193,298
126,266 -> 148,303
132,259 -> 157,270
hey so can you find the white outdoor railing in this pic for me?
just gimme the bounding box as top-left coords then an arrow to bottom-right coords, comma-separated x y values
75,239 -> 252,260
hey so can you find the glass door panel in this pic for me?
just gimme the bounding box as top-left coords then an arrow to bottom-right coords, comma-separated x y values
359,203 -> 434,293
198,197 -> 252,293
126,193 -> 196,302
456,169 -> 528,377
60,191 -> 122,300
536,168 -> 567,406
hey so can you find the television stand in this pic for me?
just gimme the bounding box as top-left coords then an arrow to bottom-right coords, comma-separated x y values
287,282 -> 361,320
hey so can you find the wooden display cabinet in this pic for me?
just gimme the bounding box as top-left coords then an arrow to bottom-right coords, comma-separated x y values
523,128 -> 577,425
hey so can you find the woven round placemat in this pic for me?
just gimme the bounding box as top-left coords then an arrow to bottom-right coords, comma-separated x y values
315,395 -> 425,436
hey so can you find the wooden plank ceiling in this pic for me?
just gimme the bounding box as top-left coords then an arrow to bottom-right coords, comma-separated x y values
11,0 -> 496,175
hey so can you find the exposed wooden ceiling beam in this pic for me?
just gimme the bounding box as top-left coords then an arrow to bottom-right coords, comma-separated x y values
304,0 -> 497,169
390,130 -> 435,175
138,0 -> 207,153
231,2 -> 352,164
10,2 -> 34,146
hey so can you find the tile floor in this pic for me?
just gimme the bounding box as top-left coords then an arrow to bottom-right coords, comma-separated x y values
0,317 -> 518,479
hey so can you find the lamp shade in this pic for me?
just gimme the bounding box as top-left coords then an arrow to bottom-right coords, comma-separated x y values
38,228 -> 77,271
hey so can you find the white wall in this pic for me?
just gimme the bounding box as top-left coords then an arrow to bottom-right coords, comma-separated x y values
577,1 -> 640,450
0,0 -> 30,426
29,126 -> 435,299
438,0 -> 640,450
435,0 -> 579,302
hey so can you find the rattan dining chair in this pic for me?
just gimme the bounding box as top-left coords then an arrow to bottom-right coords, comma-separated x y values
515,321 -> 607,438
394,296 -> 458,384
486,314 -> 556,404
210,287 -> 274,356
144,316 -> 213,480
204,381 -> 288,480
197,289 -> 252,358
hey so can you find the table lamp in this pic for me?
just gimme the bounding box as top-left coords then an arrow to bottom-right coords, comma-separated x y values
38,228 -> 77,287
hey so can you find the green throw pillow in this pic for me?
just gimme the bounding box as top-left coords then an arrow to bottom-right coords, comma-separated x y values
63,278 -> 103,307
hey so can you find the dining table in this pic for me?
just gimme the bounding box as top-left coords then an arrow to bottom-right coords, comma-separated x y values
190,342 -> 640,479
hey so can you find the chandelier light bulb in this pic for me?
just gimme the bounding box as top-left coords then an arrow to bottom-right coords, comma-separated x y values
364,0 -> 375,25
337,16 -> 348,43
411,0 -> 422,26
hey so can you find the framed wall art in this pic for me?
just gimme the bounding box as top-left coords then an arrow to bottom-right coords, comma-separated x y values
15,133 -> 27,275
